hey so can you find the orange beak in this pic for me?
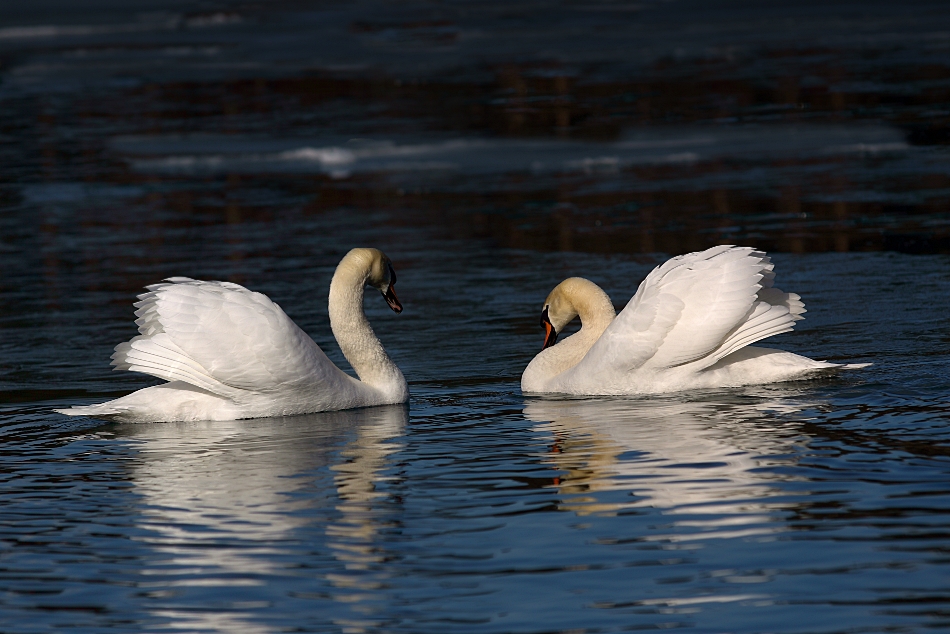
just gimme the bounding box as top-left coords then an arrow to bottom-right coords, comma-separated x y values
541,307 -> 558,350
382,263 -> 402,313
383,284 -> 402,313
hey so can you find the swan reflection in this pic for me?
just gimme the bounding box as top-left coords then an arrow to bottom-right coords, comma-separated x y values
525,394 -> 808,538
118,405 -> 407,633
326,406 -> 404,595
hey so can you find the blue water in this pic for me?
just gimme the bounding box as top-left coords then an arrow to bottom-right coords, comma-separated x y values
3,1 -> 950,632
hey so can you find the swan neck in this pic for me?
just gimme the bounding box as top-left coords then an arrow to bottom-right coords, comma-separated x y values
522,280 -> 616,391
573,285 -> 615,337
328,253 -> 407,400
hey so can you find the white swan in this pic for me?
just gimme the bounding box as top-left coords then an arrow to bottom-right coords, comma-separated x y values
56,248 -> 408,422
521,245 -> 868,395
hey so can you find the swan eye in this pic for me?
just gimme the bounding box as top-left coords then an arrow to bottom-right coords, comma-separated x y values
540,306 -> 550,328
388,264 -> 397,286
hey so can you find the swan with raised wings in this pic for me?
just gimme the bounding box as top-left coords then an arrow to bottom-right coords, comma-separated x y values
56,248 -> 408,422
521,245 -> 868,395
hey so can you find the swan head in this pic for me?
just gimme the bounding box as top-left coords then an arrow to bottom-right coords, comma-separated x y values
539,279 -> 583,349
538,277 -> 615,350
362,249 -> 402,314
336,248 -> 403,313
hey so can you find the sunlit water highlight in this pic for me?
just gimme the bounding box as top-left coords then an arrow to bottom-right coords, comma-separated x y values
4,243 -> 950,632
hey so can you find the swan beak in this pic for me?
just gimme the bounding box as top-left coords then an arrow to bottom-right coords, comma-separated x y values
541,307 -> 558,349
383,285 -> 402,313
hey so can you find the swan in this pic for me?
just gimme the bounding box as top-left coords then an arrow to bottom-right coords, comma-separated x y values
55,248 -> 408,422
521,245 -> 868,395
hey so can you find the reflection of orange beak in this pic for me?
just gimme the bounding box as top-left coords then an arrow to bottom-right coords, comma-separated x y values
383,285 -> 402,313
541,307 -> 558,350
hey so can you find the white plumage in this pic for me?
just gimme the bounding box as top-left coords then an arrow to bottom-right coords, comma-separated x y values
522,245 -> 868,395
56,248 -> 408,422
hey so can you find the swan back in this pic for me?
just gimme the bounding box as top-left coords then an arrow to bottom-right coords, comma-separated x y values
114,278 -> 344,396
605,246 -> 804,372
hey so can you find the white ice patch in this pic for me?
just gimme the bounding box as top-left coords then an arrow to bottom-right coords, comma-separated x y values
119,123 -> 911,178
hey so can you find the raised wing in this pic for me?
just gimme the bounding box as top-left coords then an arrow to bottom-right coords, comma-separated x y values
571,246 -> 804,380
112,278 -> 345,396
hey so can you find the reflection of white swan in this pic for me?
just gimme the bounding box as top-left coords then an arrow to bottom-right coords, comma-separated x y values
324,407 -> 405,623
524,395 -> 804,536
56,248 -> 407,422
121,405 -> 407,634
522,246 -> 868,395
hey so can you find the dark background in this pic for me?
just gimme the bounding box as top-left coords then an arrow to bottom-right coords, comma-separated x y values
4,0 -> 950,265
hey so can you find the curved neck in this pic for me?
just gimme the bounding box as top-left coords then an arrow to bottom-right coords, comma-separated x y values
552,281 -> 616,372
565,278 -> 616,336
328,253 -> 407,401
523,280 -> 615,390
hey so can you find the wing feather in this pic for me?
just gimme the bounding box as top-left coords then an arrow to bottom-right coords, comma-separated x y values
112,278 -> 342,395
570,246 -> 805,380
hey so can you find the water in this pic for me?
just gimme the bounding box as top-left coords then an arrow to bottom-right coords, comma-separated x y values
3,1 -> 950,632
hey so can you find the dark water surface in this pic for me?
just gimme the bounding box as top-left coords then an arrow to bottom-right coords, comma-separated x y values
3,1 -> 950,632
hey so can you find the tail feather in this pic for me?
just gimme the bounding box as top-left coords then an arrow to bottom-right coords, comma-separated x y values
53,403 -> 123,417
111,333 -> 232,397
699,302 -> 798,369
759,288 -> 805,319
